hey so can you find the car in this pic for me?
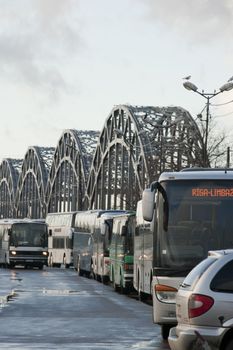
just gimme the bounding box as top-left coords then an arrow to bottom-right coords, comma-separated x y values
168,249 -> 233,350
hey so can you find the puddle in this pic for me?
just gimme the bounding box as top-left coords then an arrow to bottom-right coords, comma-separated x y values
42,289 -> 81,295
13,288 -> 81,296
0,290 -> 17,309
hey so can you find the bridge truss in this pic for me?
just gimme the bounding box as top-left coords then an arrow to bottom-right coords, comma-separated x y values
0,159 -> 23,218
15,147 -> 55,218
0,104 -> 205,218
46,129 -> 99,213
86,105 -> 204,210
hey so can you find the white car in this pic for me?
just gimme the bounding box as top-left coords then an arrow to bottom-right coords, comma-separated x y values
168,250 -> 233,350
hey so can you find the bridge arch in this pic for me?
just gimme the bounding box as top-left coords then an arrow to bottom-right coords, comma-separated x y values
0,159 -> 23,218
86,104 -> 204,210
15,147 -> 55,218
46,129 -> 99,213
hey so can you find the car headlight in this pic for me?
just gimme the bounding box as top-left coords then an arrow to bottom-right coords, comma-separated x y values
42,251 -> 48,256
11,251 -> 17,255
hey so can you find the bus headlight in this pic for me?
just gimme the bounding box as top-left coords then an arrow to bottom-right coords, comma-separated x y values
154,284 -> 177,304
42,251 -> 48,256
11,251 -> 17,255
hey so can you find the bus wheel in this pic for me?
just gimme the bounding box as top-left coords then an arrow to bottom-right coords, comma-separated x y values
120,274 -> 127,294
77,261 -> 84,276
96,274 -> 101,282
137,272 -> 144,301
101,275 -> 108,284
65,264 -> 70,269
161,324 -> 172,340
9,262 -> 15,269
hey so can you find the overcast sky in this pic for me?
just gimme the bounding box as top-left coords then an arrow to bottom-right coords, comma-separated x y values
1,0 -> 233,162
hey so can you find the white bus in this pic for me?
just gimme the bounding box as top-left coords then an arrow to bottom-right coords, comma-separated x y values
73,211 -> 95,277
133,200 -> 153,300
0,218 -> 48,269
141,168 -> 233,339
46,211 -> 78,268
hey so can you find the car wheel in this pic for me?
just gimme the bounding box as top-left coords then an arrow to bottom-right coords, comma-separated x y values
224,338 -> 233,350
161,324 -> 172,340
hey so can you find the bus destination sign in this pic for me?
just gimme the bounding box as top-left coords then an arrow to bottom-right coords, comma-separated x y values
192,188 -> 233,197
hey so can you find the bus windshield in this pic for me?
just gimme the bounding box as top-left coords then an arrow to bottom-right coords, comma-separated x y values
157,180 -> 233,270
10,223 -> 48,247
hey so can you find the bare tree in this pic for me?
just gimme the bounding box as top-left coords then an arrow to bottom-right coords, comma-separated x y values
196,113 -> 229,168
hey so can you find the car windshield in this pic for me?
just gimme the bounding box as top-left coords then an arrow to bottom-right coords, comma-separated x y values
157,180 -> 233,269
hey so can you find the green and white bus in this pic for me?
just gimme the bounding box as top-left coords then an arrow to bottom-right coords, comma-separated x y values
92,210 -> 127,283
109,212 -> 135,293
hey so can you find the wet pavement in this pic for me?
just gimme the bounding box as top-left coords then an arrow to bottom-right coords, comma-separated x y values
0,267 -> 170,349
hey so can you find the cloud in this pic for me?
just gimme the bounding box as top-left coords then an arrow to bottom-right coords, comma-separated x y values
0,0 -> 81,98
142,0 -> 233,44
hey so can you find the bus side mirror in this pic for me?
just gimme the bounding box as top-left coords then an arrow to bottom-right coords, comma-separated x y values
8,228 -> 12,236
49,229 -> 52,237
142,188 -> 156,222
121,225 -> 127,236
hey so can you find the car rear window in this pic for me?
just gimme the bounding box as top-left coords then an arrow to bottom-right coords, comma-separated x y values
210,260 -> 233,293
180,257 -> 217,290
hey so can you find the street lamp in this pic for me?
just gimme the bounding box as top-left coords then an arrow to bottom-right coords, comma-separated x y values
183,79 -> 233,166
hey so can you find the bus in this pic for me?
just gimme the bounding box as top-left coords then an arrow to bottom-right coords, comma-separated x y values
92,210 -> 129,283
73,211 -> 95,277
109,212 -> 135,294
46,211 -> 78,268
0,218 -> 48,269
134,200 -> 153,300
141,168 -> 233,339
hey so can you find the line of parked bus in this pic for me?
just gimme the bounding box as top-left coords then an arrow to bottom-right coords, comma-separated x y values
1,169 -> 233,340
46,209 -> 141,295
44,168 -> 233,339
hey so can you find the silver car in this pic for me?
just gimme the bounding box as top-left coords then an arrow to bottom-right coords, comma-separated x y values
168,250 -> 233,350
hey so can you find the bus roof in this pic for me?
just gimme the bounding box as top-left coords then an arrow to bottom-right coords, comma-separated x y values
46,211 -> 79,216
159,169 -> 233,182
0,218 -> 45,225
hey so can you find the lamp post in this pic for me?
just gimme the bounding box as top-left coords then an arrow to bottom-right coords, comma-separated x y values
183,80 -> 233,166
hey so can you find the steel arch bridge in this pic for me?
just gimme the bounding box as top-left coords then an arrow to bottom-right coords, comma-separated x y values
0,104 -> 205,218
86,105 -> 204,210
15,146 -> 55,218
46,129 -> 100,213
0,159 -> 23,218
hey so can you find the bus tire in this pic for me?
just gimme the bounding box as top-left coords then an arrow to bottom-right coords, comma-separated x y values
120,272 -> 127,294
9,262 -> 15,269
77,260 -> 83,276
161,324 -> 172,340
101,275 -> 109,284
224,338 -> 233,350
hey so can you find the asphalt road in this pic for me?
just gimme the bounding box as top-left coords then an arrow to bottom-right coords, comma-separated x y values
0,266 -> 170,350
